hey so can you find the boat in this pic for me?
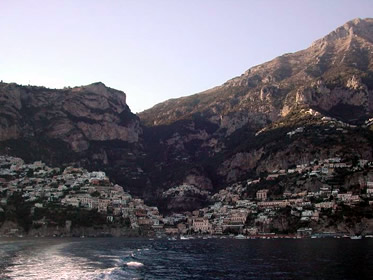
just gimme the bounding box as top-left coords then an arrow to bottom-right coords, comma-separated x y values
126,261 -> 144,267
235,234 -> 246,239
180,235 -> 191,240
350,236 -> 362,240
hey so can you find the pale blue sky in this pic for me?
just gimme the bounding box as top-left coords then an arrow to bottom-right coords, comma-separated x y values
0,0 -> 372,112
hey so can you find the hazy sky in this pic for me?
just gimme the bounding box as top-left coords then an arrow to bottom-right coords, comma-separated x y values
0,0 -> 372,113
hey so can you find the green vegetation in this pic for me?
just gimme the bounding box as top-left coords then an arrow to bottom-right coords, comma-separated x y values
33,204 -> 107,228
0,193 -> 108,232
2,192 -> 33,232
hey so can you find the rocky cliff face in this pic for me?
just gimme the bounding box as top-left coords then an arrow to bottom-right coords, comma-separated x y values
0,82 -> 141,152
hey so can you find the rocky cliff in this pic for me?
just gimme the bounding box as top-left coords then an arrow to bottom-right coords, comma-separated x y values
0,82 -> 149,199
0,82 -> 140,151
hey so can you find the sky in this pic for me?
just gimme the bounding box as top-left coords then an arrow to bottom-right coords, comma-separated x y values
0,0 -> 372,113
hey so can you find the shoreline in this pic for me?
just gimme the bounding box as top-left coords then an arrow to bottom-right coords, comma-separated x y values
0,233 -> 370,240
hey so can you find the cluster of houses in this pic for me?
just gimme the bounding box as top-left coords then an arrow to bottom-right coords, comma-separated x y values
162,184 -> 210,199
156,156 -> 373,236
1,154 -> 373,237
264,157 -> 370,181
0,156 -> 163,232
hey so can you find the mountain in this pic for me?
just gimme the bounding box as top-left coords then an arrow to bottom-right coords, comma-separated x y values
137,18 -> 373,210
1,18 -> 373,212
140,18 -> 373,127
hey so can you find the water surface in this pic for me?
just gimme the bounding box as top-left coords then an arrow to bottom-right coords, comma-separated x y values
0,238 -> 372,279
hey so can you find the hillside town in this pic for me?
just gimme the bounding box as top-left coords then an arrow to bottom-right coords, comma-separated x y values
186,156 -> 373,237
1,155 -> 373,238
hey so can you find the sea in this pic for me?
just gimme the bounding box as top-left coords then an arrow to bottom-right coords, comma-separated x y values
0,237 -> 372,280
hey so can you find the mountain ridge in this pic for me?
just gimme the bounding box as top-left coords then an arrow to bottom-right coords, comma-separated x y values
139,18 -> 373,128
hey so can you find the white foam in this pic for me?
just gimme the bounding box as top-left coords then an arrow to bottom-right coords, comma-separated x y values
3,242 -> 126,280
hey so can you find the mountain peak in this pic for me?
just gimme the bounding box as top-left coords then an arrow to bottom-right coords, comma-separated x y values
343,17 -> 373,29
88,81 -> 106,87
80,82 -> 108,93
312,17 -> 373,47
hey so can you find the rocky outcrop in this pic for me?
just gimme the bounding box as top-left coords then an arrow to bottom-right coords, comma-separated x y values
0,82 -> 141,153
218,150 -> 264,183
161,184 -> 211,212
294,79 -> 371,121
183,174 -> 213,190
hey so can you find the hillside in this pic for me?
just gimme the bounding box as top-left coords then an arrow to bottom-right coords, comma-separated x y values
132,18 -> 373,210
1,18 -> 373,212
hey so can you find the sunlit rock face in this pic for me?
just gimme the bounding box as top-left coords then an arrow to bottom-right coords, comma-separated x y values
140,18 -> 373,128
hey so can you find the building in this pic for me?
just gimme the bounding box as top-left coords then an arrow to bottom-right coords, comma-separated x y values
98,199 -> 110,213
297,228 -> 312,237
164,227 -> 179,235
256,189 -> 269,201
258,200 -> 288,209
192,218 -> 211,233
229,211 -> 248,224
245,227 -> 258,235
367,187 -> 373,197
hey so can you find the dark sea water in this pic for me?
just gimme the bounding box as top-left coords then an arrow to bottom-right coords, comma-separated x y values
0,237 -> 373,280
